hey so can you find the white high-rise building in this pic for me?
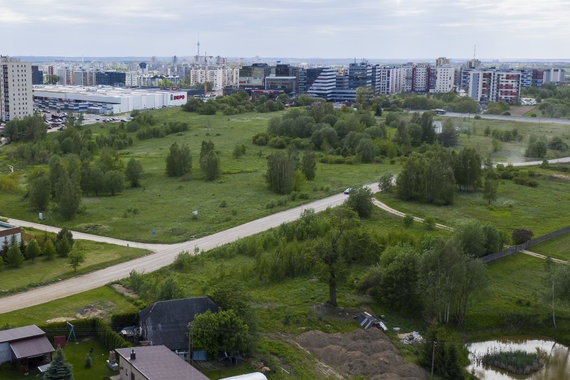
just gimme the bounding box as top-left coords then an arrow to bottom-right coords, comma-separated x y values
432,66 -> 455,93
0,56 -> 34,122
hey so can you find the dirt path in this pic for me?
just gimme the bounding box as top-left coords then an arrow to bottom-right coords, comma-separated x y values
1,154 -> 566,313
521,250 -> 568,264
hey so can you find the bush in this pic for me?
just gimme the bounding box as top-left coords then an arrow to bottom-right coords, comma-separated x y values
423,216 -> 436,231
252,132 -> 270,146
345,186 -> 373,218
512,229 -> 534,245
402,214 -> 414,228
84,354 -> 92,368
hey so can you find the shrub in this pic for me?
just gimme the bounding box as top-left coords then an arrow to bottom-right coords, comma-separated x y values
512,229 -> 534,245
402,215 -> 414,228
423,216 -> 436,231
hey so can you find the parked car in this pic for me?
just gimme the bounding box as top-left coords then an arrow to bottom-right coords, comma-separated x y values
344,188 -> 351,194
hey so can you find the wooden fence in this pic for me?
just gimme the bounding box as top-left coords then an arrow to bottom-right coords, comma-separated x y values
482,225 -> 570,263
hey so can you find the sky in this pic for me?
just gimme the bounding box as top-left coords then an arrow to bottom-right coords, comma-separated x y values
1,0 -> 569,59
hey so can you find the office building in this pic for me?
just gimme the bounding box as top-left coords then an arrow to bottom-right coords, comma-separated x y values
0,56 -> 34,122
543,68 -> 566,83
31,66 -> 43,85
299,67 -> 336,101
239,63 -> 271,89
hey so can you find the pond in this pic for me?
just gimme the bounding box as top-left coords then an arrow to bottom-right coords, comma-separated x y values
466,337 -> 570,379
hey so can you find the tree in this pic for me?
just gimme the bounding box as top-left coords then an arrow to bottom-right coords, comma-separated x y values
344,186 -> 373,218
158,276 -> 184,300
419,321 -> 466,379
200,150 -> 220,181
57,173 -> 81,220
45,74 -> 60,85
125,158 -> 143,187
420,239 -> 487,326
28,170 -> 51,211
25,239 -> 41,262
453,147 -> 481,192
265,152 -> 296,194
43,239 -> 56,261
56,228 -> 74,248
103,170 -> 125,195
512,229 -> 533,244
56,238 -> 71,258
525,136 -> 547,158
166,143 -> 192,177
378,173 -> 394,193
377,245 -> 420,312
43,347 -> 74,380
356,138 -> 375,163
482,170 -> 498,205
68,247 -> 85,272
88,166 -> 105,196
6,244 -> 24,268
314,208 -> 358,306
191,310 -> 250,358
438,119 -> 458,147
355,87 -> 370,108
301,151 -> 316,181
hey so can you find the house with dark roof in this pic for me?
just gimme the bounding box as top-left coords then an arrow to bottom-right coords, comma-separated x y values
138,297 -> 218,352
0,325 -> 54,371
115,345 -> 209,380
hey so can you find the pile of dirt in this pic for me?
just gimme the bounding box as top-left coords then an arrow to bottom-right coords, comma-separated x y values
297,329 -> 426,380
112,284 -> 138,298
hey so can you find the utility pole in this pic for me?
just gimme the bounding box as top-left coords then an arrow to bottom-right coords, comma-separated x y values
430,340 -> 437,380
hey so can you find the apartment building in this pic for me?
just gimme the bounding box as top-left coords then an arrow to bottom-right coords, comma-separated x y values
0,56 -> 34,122
469,70 -> 522,103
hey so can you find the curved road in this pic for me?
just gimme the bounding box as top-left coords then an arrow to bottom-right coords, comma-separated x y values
2,155 -> 569,314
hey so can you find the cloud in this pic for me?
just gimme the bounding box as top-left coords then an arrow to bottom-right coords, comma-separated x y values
0,0 -> 568,58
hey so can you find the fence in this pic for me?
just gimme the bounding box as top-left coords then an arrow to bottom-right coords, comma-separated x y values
482,225 -> 570,263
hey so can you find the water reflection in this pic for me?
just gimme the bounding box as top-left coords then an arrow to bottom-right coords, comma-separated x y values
466,337 -> 570,380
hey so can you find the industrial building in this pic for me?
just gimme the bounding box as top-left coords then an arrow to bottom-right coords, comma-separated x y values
33,85 -> 188,114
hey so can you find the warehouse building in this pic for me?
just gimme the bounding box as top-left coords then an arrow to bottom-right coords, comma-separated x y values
33,85 -> 188,114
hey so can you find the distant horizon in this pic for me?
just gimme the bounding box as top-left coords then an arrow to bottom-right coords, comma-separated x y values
2,1 -> 569,60
10,55 -> 570,64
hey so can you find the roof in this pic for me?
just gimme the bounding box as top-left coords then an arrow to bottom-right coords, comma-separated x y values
10,336 -> 55,359
139,297 -> 218,351
116,345 -> 209,380
0,325 -> 45,343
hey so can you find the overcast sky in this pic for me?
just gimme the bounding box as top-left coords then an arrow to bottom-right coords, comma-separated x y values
1,0 -> 569,59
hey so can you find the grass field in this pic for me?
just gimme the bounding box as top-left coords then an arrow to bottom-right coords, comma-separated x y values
444,116 -> 570,163
0,108 -> 394,243
0,235 -> 149,296
0,286 -> 138,327
530,232 -> 570,261
464,253 -> 570,346
375,165 -> 570,238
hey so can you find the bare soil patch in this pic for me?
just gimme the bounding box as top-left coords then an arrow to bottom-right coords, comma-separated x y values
112,284 -> 139,298
296,329 -> 427,380
509,106 -> 535,116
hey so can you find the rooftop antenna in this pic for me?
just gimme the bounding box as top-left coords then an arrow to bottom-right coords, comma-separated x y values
473,44 -> 477,59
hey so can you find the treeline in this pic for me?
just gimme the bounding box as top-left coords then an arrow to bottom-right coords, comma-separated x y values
522,83 -> 570,118
182,90 -> 287,115
1,228 -> 81,270
401,92 -> 479,113
396,147 -> 482,205
123,111 -> 190,140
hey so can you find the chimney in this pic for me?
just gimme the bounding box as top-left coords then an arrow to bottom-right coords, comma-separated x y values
130,349 -> 136,360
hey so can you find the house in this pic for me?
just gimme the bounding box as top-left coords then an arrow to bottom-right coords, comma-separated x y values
115,345 -> 209,380
0,325 -> 55,371
0,221 -> 21,247
138,297 -> 218,352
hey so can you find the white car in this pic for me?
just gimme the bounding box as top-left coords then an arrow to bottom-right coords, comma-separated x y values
344,188 -> 351,195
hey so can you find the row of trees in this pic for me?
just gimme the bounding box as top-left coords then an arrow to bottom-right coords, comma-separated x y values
182,90 -> 287,115
396,147 -> 482,205
1,229 -> 84,271
264,147 -> 316,194
165,140 -> 220,181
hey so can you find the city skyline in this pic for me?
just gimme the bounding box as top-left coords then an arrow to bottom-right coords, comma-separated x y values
1,0 -> 570,59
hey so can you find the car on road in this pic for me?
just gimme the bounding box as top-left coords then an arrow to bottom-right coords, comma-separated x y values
344,188 -> 351,194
